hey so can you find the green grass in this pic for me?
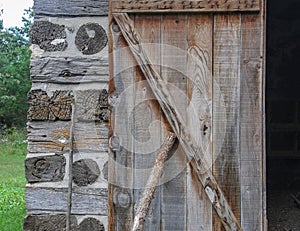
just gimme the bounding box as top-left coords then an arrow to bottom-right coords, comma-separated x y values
0,129 -> 27,231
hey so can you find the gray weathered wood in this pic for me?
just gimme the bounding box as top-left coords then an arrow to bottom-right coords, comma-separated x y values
132,132 -> 176,231
27,121 -> 71,153
34,0 -> 109,17
213,13 -> 242,229
25,155 -> 66,183
160,14 -> 187,231
27,121 -> 108,153
66,102 -> 75,231
240,13 -> 265,230
30,57 -> 108,83
133,14 -> 162,231
112,0 -> 260,13
25,187 -> 108,215
76,90 -> 108,122
23,214 -> 78,231
187,14 -> 213,231
108,15 -> 136,230
113,13 -> 242,231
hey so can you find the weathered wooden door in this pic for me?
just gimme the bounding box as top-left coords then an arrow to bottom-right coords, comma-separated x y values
108,1 -> 266,230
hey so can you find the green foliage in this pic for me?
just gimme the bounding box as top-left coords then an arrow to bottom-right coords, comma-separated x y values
0,8 -> 32,129
0,129 -> 27,231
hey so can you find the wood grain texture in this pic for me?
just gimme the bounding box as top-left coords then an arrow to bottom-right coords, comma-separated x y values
28,89 -> 108,122
108,15 -> 136,230
75,23 -> 108,55
78,217 -> 105,231
34,0 -> 109,17
187,14 -> 213,231
132,132 -> 176,231
213,14 -> 242,230
72,159 -> 101,186
30,21 -> 67,52
27,121 -> 108,154
28,90 -> 73,121
240,14 -> 264,231
30,57 -> 108,83
160,14 -> 187,231
132,14 -> 163,231
113,13 -> 242,231
25,155 -> 66,183
75,90 -> 108,122
25,187 -> 108,215
24,214 -> 78,231
108,7 -> 116,230
112,0 -> 260,13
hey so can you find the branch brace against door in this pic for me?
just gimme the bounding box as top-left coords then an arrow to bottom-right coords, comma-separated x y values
112,13 -> 242,231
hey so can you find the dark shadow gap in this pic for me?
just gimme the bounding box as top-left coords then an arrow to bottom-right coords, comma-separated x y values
266,0 -> 300,230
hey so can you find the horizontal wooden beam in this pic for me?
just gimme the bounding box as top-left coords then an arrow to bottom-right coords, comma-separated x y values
30,56 -> 108,83
27,121 -> 108,154
112,0 -> 260,13
34,0 -> 108,17
25,187 -> 108,215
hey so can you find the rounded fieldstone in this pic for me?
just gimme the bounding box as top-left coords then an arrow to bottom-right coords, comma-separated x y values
79,218 -> 105,231
75,23 -> 108,55
72,159 -> 100,186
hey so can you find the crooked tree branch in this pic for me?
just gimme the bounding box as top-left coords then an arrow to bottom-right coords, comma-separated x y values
132,132 -> 176,231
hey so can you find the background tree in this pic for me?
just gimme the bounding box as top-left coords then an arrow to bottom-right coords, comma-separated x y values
0,9 -> 32,130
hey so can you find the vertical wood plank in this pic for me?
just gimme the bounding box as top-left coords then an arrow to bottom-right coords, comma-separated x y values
213,14 -> 242,231
240,14 -> 264,231
133,14 -> 162,231
108,14 -> 136,230
108,6 -> 115,230
161,14 -> 187,231
187,14 -> 213,231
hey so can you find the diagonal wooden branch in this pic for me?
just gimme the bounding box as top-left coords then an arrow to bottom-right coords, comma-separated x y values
113,13 -> 242,231
132,132 -> 176,231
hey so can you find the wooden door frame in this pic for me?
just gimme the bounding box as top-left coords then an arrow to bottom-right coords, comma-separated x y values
108,0 -> 267,230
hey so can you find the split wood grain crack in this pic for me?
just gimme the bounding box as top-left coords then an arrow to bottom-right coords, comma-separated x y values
113,12 -> 242,231
66,101 -> 75,231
